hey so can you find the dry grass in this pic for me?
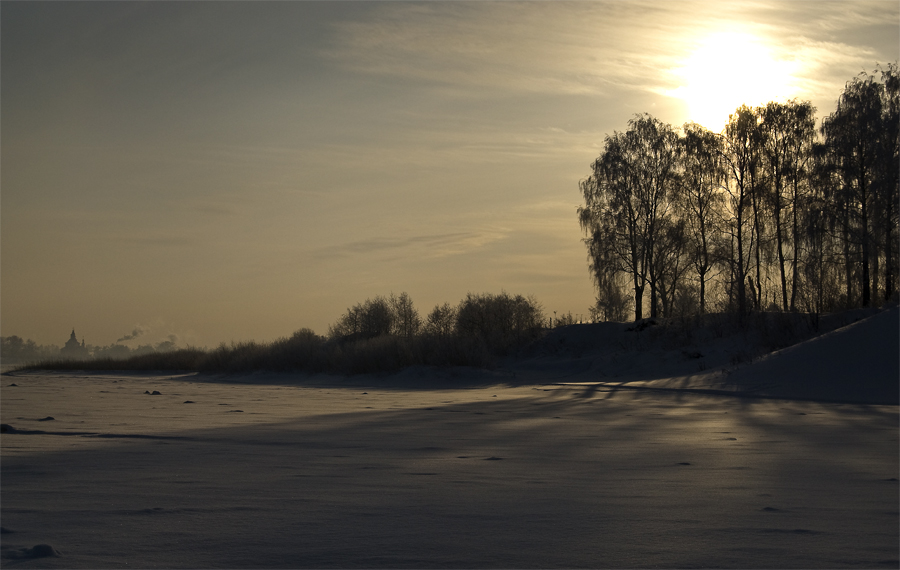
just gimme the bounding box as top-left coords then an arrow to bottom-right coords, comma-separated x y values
13,332 -> 524,376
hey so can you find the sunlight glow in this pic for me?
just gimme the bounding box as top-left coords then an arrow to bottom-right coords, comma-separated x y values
667,32 -> 798,131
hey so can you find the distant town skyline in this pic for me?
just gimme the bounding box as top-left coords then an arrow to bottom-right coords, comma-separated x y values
2,1 -> 898,347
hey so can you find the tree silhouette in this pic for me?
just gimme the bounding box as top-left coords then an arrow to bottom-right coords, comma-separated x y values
876,64 -> 899,302
390,292 -> 421,338
722,105 -> 758,318
579,114 -> 680,320
758,100 -> 817,311
579,67 -> 897,322
821,72 -> 884,306
678,122 -> 726,315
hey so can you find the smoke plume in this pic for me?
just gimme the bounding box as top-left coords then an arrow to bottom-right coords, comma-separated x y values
116,326 -> 147,343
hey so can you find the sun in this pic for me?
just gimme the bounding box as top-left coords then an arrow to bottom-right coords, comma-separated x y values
667,32 -> 797,131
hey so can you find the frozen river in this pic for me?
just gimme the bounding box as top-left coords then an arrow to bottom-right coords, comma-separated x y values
2,372 -> 897,568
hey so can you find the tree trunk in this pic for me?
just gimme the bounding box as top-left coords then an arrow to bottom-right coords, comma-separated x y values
842,196 -> 854,307
775,207 -> 788,310
886,201 -> 896,300
790,181 -> 800,311
699,222 -> 709,316
751,184 -> 764,310
861,168 -> 871,307
736,203 -> 747,319
634,281 -> 643,321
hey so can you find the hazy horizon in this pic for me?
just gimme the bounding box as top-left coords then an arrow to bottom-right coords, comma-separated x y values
3,1 -> 898,349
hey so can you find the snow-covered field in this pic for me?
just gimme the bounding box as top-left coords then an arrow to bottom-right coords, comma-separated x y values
2,308 -> 897,568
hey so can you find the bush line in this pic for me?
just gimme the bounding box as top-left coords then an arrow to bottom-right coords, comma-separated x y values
14,292 -> 546,375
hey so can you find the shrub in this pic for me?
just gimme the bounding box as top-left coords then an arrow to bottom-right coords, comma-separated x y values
417,333 -> 493,369
15,348 -> 207,372
337,335 -> 416,375
328,297 -> 392,340
198,341 -> 270,372
120,348 -> 207,370
423,303 -> 457,337
20,292 -> 546,376
266,328 -> 327,371
455,292 -> 544,354
390,292 -> 421,338
554,312 -> 577,327
329,293 -> 420,341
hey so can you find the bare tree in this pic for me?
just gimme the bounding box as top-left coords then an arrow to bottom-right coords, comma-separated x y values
455,292 -> 543,352
758,100 -> 817,311
579,67 -> 897,322
424,302 -> 457,337
821,72 -> 885,306
877,64 -> 899,301
328,296 -> 394,340
390,292 -> 421,338
721,106 -> 758,318
652,216 -> 690,317
758,102 -> 791,310
582,220 -> 633,322
783,101 -> 817,311
580,130 -> 648,320
678,122 -> 726,315
579,114 -> 680,320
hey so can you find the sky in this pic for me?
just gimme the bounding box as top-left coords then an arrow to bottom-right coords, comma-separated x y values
2,1 -> 898,349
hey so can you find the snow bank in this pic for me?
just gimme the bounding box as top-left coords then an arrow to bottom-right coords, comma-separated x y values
725,306 -> 899,404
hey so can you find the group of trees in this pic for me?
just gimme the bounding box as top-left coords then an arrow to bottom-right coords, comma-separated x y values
0,335 -> 179,365
328,291 -> 545,354
327,292 -> 423,340
4,292 -> 546,373
0,336 -> 61,365
579,66 -> 899,322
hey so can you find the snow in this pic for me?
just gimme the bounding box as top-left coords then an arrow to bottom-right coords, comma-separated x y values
1,308 -> 897,567
723,306 -> 899,404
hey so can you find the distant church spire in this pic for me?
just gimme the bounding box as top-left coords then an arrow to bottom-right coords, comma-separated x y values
62,329 -> 87,357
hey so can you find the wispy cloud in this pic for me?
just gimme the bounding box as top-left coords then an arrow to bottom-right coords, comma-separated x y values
312,230 -> 508,261
787,1 -> 895,33
326,1 -> 896,111
119,236 -> 195,247
325,2 -> 686,96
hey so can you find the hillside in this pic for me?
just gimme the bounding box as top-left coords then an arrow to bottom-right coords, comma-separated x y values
513,306 -> 899,405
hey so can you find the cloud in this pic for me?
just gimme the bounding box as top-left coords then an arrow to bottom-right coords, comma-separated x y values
784,1 -> 894,33
324,0 -> 896,114
313,230 -> 508,261
324,2 -> 684,96
116,325 -> 148,343
119,236 -> 195,247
